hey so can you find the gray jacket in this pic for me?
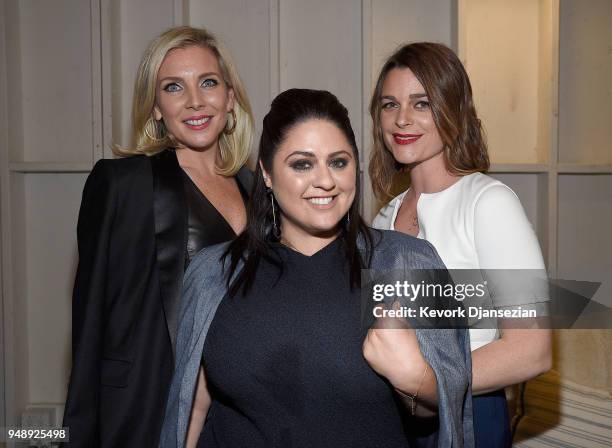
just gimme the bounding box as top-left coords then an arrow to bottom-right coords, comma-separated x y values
159,230 -> 474,447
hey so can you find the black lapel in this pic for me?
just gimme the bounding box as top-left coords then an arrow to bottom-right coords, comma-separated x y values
150,150 -> 187,357
235,165 -> 254,196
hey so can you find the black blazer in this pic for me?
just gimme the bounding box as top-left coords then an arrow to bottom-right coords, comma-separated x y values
63,150 -> 252,447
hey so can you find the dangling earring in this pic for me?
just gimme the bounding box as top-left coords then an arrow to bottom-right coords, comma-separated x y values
224,109 -> 237,135
345,212 -> 351,230
269,189 -> 281,239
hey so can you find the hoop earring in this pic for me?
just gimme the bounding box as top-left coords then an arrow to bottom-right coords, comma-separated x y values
224,109 -> 237,135
145,117 -> 163,142
269,189 -> 281,239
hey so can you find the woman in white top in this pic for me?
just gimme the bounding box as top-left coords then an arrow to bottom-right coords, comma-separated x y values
369,42 -> 552,447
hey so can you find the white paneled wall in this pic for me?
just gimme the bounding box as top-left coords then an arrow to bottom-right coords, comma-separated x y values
460,0 -> 547,164
559,0 -> 612,165
24,174 -> 87,402
188,0 -> 273,146
1,1 -> 611,439
558,175 -> 612,309
111,0 -> 177,151
371,0 -> 455,73
19,0 -> 94,163
279,0 -> 363,150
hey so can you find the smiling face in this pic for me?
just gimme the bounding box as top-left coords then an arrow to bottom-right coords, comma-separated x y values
262,119 -> 356,243
379,67 -> 444,166
153,45 -> 234,152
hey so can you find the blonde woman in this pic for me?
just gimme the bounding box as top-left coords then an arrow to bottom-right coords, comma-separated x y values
63,26 -> 254,447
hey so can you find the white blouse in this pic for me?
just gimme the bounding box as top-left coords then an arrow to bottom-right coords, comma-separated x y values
372,172 -> 547,350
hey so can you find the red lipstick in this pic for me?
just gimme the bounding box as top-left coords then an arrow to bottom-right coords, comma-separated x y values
393,133 -> 421,145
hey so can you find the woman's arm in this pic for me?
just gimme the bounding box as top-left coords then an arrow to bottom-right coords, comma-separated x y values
472,326 -> 551,395
186,367 -> 212,448
63,160 -> 117,445
363,324 -> 438,417
472,185 -> 552,395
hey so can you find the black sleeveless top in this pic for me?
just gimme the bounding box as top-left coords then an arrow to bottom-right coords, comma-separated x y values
181,170 -> 248,266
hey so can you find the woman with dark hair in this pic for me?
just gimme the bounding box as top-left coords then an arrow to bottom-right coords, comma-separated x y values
160,89 -> 473,447
370,42 -> 552,447
63,26 -> 254,446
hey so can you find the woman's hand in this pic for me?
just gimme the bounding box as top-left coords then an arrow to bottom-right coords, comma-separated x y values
362,303 -> 438,415
363,320 -> 424,392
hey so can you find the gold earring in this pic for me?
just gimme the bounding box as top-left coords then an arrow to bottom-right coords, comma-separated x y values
224,109 -> 237,135
145,117 -> 163,142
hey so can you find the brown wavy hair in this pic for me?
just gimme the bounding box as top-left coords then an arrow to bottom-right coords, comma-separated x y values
369,42 -> 489,200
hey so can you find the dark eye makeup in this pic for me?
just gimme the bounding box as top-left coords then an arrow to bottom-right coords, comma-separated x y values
329,157 -> 349,169
288,155 -> 351,172
289,159 -> 312,171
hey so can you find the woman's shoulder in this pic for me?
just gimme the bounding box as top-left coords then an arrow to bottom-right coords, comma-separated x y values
371,227 -> 422,249
90,153 -> 149,177
88,150 -> 174,187
460,172 -> 514,201
368,228 -> 445,269
372,190 -> 408,230
459,173 -> 525,217
432,173 -> 520,220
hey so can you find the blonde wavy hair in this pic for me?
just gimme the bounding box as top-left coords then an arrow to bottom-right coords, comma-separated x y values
113,26 -> 254,176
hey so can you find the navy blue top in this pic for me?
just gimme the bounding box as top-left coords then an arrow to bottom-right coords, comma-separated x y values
200,239 -> 412,448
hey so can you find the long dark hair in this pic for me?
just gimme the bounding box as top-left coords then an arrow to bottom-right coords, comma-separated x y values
224,88 -> 373,297
369,42 -> 489,200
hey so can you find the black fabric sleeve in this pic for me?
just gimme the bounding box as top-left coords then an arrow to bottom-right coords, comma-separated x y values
63,159 -> 117,446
